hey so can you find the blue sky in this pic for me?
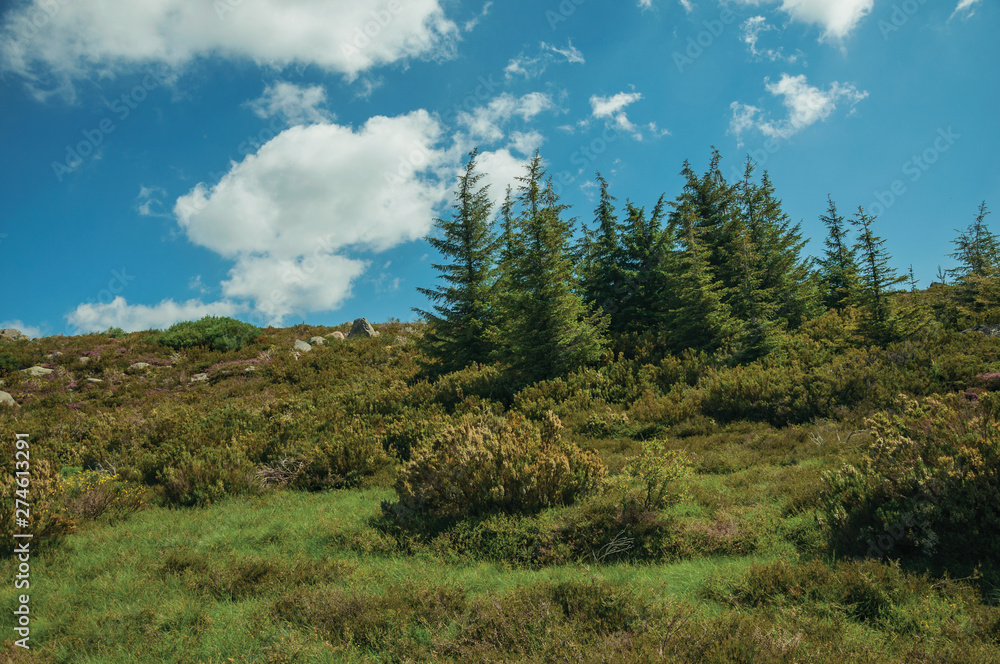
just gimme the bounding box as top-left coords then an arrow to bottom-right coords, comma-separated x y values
0,0 -> 996,337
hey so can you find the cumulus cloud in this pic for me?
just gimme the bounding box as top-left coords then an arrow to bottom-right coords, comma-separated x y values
135,185 -> 170,218
456,92 -> 556,143
733,0 -> 873,43
248,81 -> 333,125
508,130 -> 545,156
66,297 -> 244,333
504,40 -> 584,80
589,91 -> 652,140
729,73 -> 868,145
168,109 -> 451,325
0,0 -> 459,98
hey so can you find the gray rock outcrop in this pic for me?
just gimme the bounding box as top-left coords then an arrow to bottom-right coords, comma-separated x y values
0,329 -> 25,341
326,331 -> 346,341
294,339 -> 312,352
308,336 -> 325,346
963,324 -> 1000,337
0,391 -> 17,407
348,318 -> 379,338
22,366 -> 53,377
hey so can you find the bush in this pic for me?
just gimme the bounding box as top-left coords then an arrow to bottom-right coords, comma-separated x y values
386,410 -> 606,520
158,316 -> 262,352
608,439 -> 694,510
61,470 -> 146,521
821,392 -> 1000,567
0,350 -> 21,376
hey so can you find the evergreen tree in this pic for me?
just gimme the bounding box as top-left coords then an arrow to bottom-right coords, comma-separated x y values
948,202 -> 1000,324
578,173 -> 625,322
414,149 -> 500,374
495,153 -> 608,382
617,195 -> 675,335
816,196 -> 859,310
666,160 -> 740,354
851,206 -> 908,344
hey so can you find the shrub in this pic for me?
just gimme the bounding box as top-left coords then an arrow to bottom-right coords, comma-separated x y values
386,410 -> 606,520
61,470 -> 145,521
821,392 -> 1000,567
0,445 -> 76,553
157,316 -> 262,352
0,350 -> 21,376
103,326 -> 126,338
608,439 -> 694,510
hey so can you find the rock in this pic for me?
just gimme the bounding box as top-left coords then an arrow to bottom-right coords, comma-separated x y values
0,328 -> 25,342
245,366 -> 257,373
127,362 -> 151,373
963,324 -> 1000,337
294,340 -> 312,352
22,366 -> 53,377
308,336 -> 325,346
348,318 -> 379,338
86,378 -> 103,384
47,351 -> 63,359
190,373 -> 209,383
325,331 -> 346,341
0,391 -> 17,407
78,356 -> 91,364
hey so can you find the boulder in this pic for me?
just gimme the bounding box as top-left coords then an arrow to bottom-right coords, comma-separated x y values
86,378 -> 103,384
0,328 -> 25,342
294,339 -> 312,352
22,366 -> 53,377
348,318 -> 379,338
0,391 -> 17,407
963,324 -> 1000,337
47,351 -> 63,359
127,362 -> 151,373
190,373 -> 209,383
308,336 -> 325,346
325,331 -> 346,341
78,356 -> 91,364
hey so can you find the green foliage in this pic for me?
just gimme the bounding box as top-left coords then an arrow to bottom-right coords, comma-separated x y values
157,316 -> 262,352
609,439 -> 694,510
821,393 -> 1000,569
817,196 -> 859,310
61,470 -> 146,521
415,149 -> 501,375
104,326 -> 127,338
386,410 -> 606,520
0,350 -> 21,376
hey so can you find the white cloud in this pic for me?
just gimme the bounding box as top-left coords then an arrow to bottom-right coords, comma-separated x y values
474,148 -> 530,207
590,91 -> 648,140
464,1 -> 493,31
457,92 -> 556,143
590,92 -> 643,119
733,0 -> 873,43
0,0 -> 459,98
679,0 -> 695,12
0,320 -> 42,339
135,185 -> 169,217
508,130 -> 545,156
66,297 -> 244,333
168,110 -> 450,325
951,0 -> 983,20
638,0 -> 653,9
729,73 -> 868,145
505,40 -> 584,80
248,81 -> 332,125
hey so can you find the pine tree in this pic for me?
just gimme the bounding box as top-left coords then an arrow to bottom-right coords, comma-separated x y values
617,195 -> 675,335
413,149 -> 500,374
666,160 -> 740,354
816,196 -> 859,310
948,202 -> 1000,324
851,206 -> 907,344
578,173 -> 625,322
496,153 -> 608,382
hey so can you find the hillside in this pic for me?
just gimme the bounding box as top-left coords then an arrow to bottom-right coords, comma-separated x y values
2,313 -> 1000,662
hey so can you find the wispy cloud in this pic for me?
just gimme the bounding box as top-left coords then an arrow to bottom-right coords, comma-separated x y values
505,40 -> 584,79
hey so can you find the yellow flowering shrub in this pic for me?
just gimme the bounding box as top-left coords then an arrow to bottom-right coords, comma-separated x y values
61,470 -> 146,521
387,410 -> 606,520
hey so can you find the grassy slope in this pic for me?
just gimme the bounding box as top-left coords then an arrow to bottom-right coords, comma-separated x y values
0,321 -> 999,662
